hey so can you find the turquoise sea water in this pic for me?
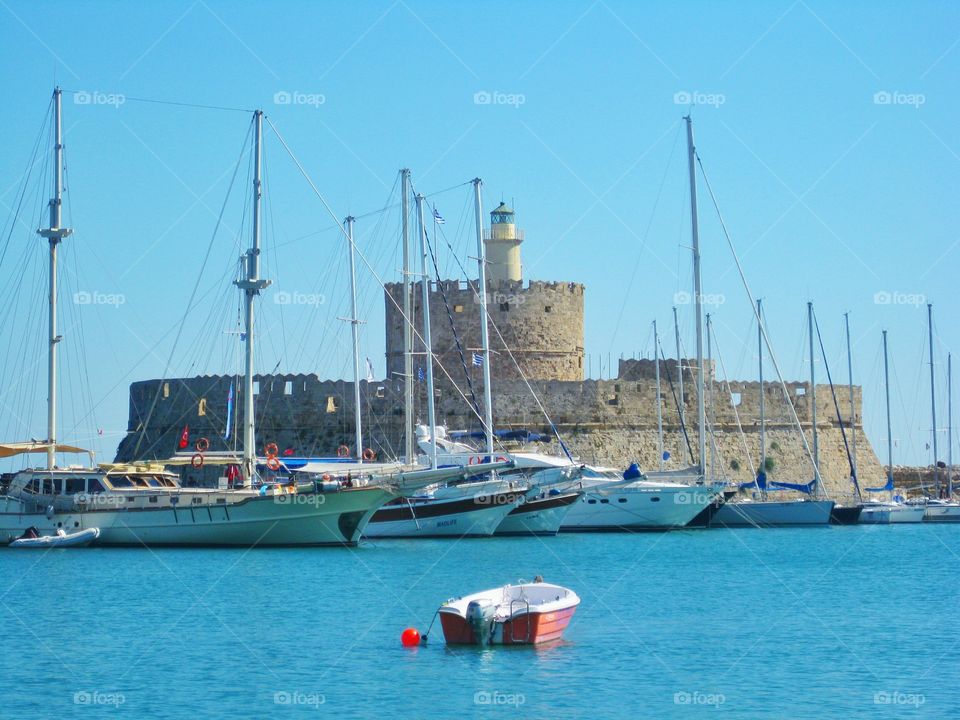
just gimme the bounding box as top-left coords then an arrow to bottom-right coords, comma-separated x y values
1,525 -> 957,719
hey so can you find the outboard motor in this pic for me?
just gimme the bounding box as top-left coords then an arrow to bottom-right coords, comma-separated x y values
465,599 -> 497,646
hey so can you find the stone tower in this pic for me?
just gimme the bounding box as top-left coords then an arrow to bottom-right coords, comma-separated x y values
384,198 -> 584,383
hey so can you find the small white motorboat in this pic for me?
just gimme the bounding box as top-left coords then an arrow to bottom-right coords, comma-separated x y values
438,580 -> 580,646
9,527 -> 100,548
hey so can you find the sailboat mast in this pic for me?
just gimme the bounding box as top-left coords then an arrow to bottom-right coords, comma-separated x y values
473,178 -> 494,457
38,87 -> 72,470
883,330 -> 893,484
808,302 -> 819,483
948,352 -> 953,498
345,216 -> 363,461
401,169 -> 414,463
928,303 -> 939,495
416,194 -> 438,470
684,116 -> 706,478
236,110 -> 270,486
844,312 -> 858,480
654,320 -> 664,471
673,306 -> 684,429
758,299 -> 765,476
706,312 -> 715,478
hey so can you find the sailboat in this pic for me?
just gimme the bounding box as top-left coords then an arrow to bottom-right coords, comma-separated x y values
921,306 -> 960,522
710,301 -> 834,527
860,330 -> 925,524
0,91 -> 500,547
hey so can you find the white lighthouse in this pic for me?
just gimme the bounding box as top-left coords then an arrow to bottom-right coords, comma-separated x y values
484,202 -> 524,284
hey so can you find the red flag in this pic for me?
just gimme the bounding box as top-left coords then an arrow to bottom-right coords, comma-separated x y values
283,447 -> 295,456
178,425 -> 190,450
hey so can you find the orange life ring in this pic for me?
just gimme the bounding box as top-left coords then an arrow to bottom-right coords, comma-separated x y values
337,444 -> 350,458
195,437 -> 210,452
191,453 -> 204,468
266,456 -> 281,471
468,455 -> 479,465
362,447 -> 377,462
265,442 -> 279,457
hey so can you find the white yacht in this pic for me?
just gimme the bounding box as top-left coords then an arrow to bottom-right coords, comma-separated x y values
923,499 -> 960,523
560,466 -> 725,532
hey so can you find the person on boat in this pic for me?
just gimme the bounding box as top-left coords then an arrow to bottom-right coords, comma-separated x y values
20,527 -> 40,540
534,575 -> 544,583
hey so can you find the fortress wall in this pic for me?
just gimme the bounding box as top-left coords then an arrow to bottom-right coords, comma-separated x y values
117,370 -> 881,500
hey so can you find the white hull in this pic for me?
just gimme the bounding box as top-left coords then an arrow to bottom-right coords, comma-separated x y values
711,499 -> 834,527
364,493 -> 521,538
561,484 -> 720,531
0,487 -> 393,547
923,503 -> 960,523
860,504 -> 926,524
495,493 -> 580,536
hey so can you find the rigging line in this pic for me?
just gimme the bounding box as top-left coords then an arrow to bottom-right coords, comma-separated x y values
812,309 -> 861,500
265,119 -> 499,443
424,225 -> 482,419
0,97 -> 52,270
609,122 -> 683,350
696,152 -> 827,496
131,116 -> 252,459
710,324 -> 757,481
272,179 -> 472,250
421,185 -> 573,452
657,336 -> 695,465
60,90 -> 254,114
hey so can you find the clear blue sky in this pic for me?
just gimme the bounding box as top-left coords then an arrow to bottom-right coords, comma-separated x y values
1,0 -> 957,471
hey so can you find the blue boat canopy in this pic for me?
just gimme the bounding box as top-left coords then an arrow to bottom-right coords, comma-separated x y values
739,470 -> 767,490
865,475 -> 895,493
768,479 -> 817,494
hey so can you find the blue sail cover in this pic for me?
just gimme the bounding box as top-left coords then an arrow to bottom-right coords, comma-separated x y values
768,479 -> 816,494
865,474 -> 895,493
739,470 -> 767,490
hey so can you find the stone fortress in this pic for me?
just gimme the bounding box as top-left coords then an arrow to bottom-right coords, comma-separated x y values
117,201 -> 890,499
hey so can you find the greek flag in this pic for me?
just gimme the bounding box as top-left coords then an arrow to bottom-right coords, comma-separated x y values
432,208 -> 445,224
472,352 -> 483,367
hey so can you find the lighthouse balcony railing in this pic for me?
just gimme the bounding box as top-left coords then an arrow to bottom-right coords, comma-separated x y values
484,228 -> 524,242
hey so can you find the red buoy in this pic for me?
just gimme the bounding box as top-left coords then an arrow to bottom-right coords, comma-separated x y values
400,628 -> 420,647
